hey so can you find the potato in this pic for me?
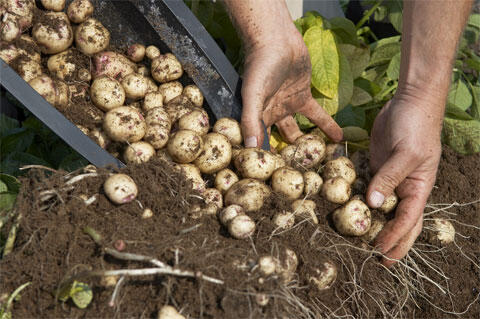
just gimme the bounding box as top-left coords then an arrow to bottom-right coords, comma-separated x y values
77,68 -> 91,82
145,77 -> 158,93
271,167 -> 304,200
290,134 -> 327,170
280,145 -> 296,166
308,261 -> 337,290
333,199 -> 371,236
28,75 -> 69,109
47,50 -> 76,80
54,80 -> 70,110
164,96 -> 195,123
212,117 -> 242,146
272,211 -> 295,229
145,106 -> 171,128
151,53 -> 183,83
234,148 -> 277,181
350,150 -> 370,179
103,173 -> 138,204
228,214 -> 256,239
75,18 -> 110,55
255,294 -> 269,307
167,129 -> 203,163
427,218 -> 455,246
93,51 -> 136,80
16,35 -> 41,63
123,141 -> 155,164
361,218 -> 385,243
176,164 -> 205,192
103,106 -> 146,143
321,177 -> 351,204
90,76 -> 125,111
121,73 -> 149,100
41,0 -> 65,11
322,156 -> 356,185
67,0 -> 94,24
379,193 -> 398,213
258,256 -> 277,276
182,84 -> 203,107
16,58 -> 42,82
0,13 -> 21,42
0,42 -> 18,64
291,199 -> 318,224
203,188 -> 223,213
214,168 -> 239,194
194,133 -> 232,174
89,129 -> 109,149
178,109 -> 209,136
218,204 -> 244,226
33,12 -> 73,54
303,171 -> 323,196
224,179 -> 271,212
144,125 -> 170,149
75,124 -> 89,135
158,81 -> 183,104
145,45 -> 160,60
273,154 -> 286,170
156,148 -> 173,162
3,0 -> 35,30
324,143 -> 347,162
275,248 -> 298,283
127,43 -> 145,62
157,305 -> 185,319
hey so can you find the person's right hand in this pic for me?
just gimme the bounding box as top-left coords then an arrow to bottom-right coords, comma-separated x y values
240,25 -> 343,148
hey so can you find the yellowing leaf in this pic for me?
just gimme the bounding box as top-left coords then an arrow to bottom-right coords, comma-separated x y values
270,131 -> 289,152
304,26 -> 340,98
71,282 -> 93,309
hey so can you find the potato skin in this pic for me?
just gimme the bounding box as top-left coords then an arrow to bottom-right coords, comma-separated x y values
291,199 -> 318,224
1,13 -> 21,42
176,163 -> 205,192
379,193 -> 398,213
47,50 -> 75,80
183,84 -> 203,107
145,45 -> 160,60
228,214 -> 256,239
303,171 -> 323,196
93,51 -> 136,80
167,129 -> 203,164
289,134 -> 327,170
158,81 -> 183,104
41,0 -> 65,12
193,133 -> 232,174
308,261 -> 337,290
321,177 -> 351,204
33,12 -> 73,54
17,59 -> 43,82
67,0 -> 94,24
224,179 -> 271,212
214,168 -> 239,194
213,118 -> 243,146
271,167 -> 304,200
121,73 -> 149,100
151,53 -> 183,83
322,156 -> 356,185
103,106 -> 146,143
127,43 -> 145,62
103,174 -> 138,205
178,109 -> 209,136
427,218 -> 455,245
333,199 -> 371,236
0,42 -> 19,64
90,76 -> 126,111
123,141 -> 155,164
75,18 -> 110,55
234,148 -> 277,181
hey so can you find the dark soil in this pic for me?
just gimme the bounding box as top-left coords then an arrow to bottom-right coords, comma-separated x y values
1,147 -> 479,318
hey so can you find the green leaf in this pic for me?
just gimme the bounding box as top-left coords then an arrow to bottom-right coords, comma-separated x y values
374,5 -> 388,21
0,174 -> 20,193
467,13 -> 480,29
369,35 -> 401,51
0,192 -> 17,212
445,103 -> 474,121
0,129 -> 34,158
0,152 -> 51,176
465,58 -> 480,72
368,42 -> 401,67
351,86 -> 373,106
342,126 -> 369,142
470,85 -> 480,120
294,113 -> 316,130
0,115 -> 19,138
334,105 -> 366,127
70,282 -> 93,309
0,181 -> 7,193
442,118 -> 480,155
304,26 -> 340,99
338,44 -> 370,79
362,64 -> 388,83
328,17 -> 358,45
354,78 -> 382,97
386,52 -> 401,80
448,79 -> 472,111
313,51 -> 354,115
387,2 -> 403,33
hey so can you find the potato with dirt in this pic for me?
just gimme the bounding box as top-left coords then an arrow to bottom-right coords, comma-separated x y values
123,141 -> 156,164
145,45 -> 160,60
90,76 -> 126,111
93,51 -> 136,80
121,73 -> 150,100
193,133 -> 232,174
182,84 -> 203,107
1,0 -> 35,37
75,18 -> 110,55
167,129 -> 203,164
378,193 -> 399,213
303,171 -> 323,196
224,178 -> 271,212
0,13 -> 21,42
67,0 -> 93,23
218,204 -> 244,226
228,214 -> 256,239
142,92 -> 164,111
164,95 -> 195,123
321,177 -> 351,204
103,173 -> 138,204
33,12 -> 73,54
286,134 -> 327,170
322,156 -> 357,185
178,109 -> 210,136
157,305 -> 185,319
151,53 -> 183,83
127,43 -> 145,62
213,117 -> 243,146
16,35 -> 41,63
291,199 -> 318,224
275,248 -> 298,283
158,81 -> 183,104
214,168 -> 239,194
308,260 -> 337,290
234,148 -> 277,181
427,218 -> 455,246
17,58 -> 42,82
103,106 -> 146,143
41,0 -> 65,11
28,75 -> 69,110
47,49 -> 76,80
332,199 -> 371,236
0,41 -> 18,63
271,167 -> 304,200
176,163 -> 205,192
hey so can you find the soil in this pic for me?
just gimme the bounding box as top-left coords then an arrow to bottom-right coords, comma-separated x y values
1,147 -> 479,319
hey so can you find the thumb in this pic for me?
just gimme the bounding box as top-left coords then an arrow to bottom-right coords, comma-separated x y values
367,150 -> 417,208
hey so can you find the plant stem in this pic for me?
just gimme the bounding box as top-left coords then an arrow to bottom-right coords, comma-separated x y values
3,213 -> 21,257
356,0 -> 384,29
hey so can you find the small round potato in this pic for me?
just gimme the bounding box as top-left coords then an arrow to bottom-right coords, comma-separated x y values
4,0 -> 35,30
272,211 -> 295,229
165,96 -> 195,123
234,148 -> 277,181
427,218 -> 455,246
177,164 -> 205,192
90,76 -> 126,111
158,81 -> 183,104
214,168 -> 239,194
271,167 -> 304,200
47,50 -> 76,80
0,13 -> 21,42
17,59 -> 43,82
361,218 -> 385,243
137,66 -> 150,77
291,199 -> 318,224
258,256 -> 277,276
194,133 -> 232,174
322,156 -> 356,185
213,118 -> 243,146
151,53 -> 183,83
127,43 -> 145,62
144,125 -> 170,149
33,12 -> 73,54
303,171 -> 323,196
280,145 -> 296,166
28,75 -> 56,106
143,92 -> 164,111
324,143 -> 347,162
291,134 -> 327,170
178,109 -> 210,136
308,261 -> 337,290
203,188 -> 223,212
41,0 -> 65,11
67,0 -> 94,24
158,305 -> 185,319
103,106 -> 146,142
224,179 -> 271,212
123,141 -> 155,164
0,42 -> 19,64
75,18 -> 110,55
89,129 -> 109,149
167,129 -> 203,164
333,199 -> 371,236
145,107 -> 171,129
379,193 -> 398,213
182,84 -> 203,107
121,73 -> 149,100
228,214 -> 256,239
93,51 -> 136,80
218,204 -> 244,226
145,45 -> 160,60
103,174 -> 138,204
321,177 -> 351,204
275,248 -> 298,283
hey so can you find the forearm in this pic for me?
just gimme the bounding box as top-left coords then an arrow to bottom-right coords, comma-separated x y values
399,0 -> 473,109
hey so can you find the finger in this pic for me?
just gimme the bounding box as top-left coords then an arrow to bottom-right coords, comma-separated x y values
297,97 -> 343,142
374,185 -> 429,255
366,150 -> 418,208
276,116 -> 303,143
381,216 -> 423,268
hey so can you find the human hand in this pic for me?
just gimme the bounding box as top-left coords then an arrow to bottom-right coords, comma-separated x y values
240,26 -> 342,148
367,91 -> 443,267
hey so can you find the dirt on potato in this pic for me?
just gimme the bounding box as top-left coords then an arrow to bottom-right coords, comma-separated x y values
0,147 -> 479,318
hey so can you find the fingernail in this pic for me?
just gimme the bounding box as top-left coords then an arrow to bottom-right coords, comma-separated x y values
245,136 -> 257,148
369,191 -> 385,208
